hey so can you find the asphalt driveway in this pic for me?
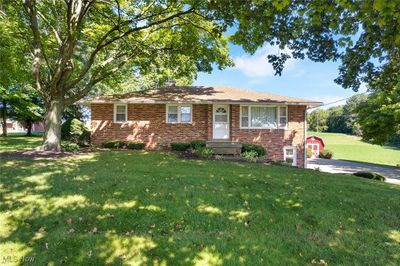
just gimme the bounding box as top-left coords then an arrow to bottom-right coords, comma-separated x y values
307,158 -> 400,185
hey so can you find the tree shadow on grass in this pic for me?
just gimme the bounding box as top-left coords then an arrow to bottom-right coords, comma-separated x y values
1,151 -> 400,265
0,134 -> 42,152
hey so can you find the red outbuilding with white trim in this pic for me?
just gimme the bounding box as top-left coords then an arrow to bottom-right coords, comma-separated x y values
306,136 -> 325,158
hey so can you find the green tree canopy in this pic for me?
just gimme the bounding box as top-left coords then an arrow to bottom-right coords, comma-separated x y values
307,109 -> 328,132
342,93 -> 368,136
0,86 -> 44,136
213,0 -> 399,142
0,9 -> 31,136
308,94 -> 368,135
2,0 -> 233,150
213,0 -> 400,91
326,106 -> 348,134
357,85 -> 400,145
8,88 -> 44,136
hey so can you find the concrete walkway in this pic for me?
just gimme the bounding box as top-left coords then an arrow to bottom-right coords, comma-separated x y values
307,158 -> 400,185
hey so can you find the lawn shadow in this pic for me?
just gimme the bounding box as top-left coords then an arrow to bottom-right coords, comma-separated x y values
1,151 -> 400,265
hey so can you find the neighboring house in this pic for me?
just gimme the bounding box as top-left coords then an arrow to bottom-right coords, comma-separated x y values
306,136 -> 325,158
84,86 -> 321,167
32,121 -> 45,132
4,120 -> 25,132
0,119 -> 45,133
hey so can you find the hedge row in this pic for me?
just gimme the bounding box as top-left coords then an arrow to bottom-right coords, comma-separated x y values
170,140 -> 207,151
353,171 -> 386,181
101,141 -> 145,150
101,140 -> 206,151
241,143 -> 266,157
101,140 -> 268,160
319,149 -> 333,159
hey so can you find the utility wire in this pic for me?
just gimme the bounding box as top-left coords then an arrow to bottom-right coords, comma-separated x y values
309,94 -> 361,110
309,93 -> 363,132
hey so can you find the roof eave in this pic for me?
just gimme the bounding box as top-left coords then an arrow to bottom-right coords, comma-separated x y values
81,99 -> 323,107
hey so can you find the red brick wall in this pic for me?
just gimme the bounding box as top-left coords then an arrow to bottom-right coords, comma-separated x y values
230,104 -> 306,167
91,103 -> 210,149
91,103 -> 306,167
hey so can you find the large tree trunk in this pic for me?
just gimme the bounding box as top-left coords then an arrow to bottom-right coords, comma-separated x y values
42,100 -> 64,151
26,119 -> 33,136
1,99 -> 7,137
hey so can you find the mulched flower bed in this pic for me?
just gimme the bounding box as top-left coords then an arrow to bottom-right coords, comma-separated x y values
176,151 -> 269,164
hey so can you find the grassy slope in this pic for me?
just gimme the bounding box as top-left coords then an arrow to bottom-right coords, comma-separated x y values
308,131 -> 400,166
1,138 -> 399,265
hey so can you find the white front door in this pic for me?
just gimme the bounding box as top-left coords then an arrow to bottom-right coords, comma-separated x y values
213,105 -> 230,139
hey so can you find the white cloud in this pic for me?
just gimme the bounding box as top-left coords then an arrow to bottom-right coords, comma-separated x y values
233,45 -> 297,77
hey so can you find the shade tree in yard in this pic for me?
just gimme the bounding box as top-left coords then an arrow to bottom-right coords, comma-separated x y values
9,89 -> 44,136
2,0 -> 233,151
0,15 -> 31,136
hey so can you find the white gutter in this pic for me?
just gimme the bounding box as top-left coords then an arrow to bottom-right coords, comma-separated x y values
81,100 -> 323,108
304,109 -> 307,168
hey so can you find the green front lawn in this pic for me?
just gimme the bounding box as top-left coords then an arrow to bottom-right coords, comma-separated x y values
0,133 -> 42,152
308,131 -> 400,166
1,140 -> 399,265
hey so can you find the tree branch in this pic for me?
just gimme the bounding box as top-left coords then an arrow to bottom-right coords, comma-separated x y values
49,0 -> 93,94
65,6 -> 194,90
65,55 -> 131,104
22,0 -> 43,94
36,10 -> 62,45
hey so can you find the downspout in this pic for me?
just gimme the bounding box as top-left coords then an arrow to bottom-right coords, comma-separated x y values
304,108 -> 307,168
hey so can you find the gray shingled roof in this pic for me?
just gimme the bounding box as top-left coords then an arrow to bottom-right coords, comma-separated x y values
83,86 -> 322,107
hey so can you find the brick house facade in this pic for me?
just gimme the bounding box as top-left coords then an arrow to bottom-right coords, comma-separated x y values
86,86 -> 320,168
91,103 -> 210,149
91,103 -> 307,167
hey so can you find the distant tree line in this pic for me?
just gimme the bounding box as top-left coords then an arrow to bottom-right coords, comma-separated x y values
307,93 -> 400,145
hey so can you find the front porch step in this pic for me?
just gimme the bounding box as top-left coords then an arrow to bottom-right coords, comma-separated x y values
206,141 -> 242,155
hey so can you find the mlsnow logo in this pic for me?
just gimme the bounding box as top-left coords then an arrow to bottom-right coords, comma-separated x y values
1,255 -> 36,264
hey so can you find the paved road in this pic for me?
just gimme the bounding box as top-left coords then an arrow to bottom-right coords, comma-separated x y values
307,158 -> 400,185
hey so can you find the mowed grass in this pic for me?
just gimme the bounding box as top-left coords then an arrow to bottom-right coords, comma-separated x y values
308,131 -> 400,166
0,138 -> 400,265
0,133 -> 42,152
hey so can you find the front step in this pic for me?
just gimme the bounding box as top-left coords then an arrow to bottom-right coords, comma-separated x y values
206,141 -> 242,155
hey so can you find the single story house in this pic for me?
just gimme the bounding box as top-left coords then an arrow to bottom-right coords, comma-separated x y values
0,119 -> 45,133
84,86 -> 321,167
306,136 -> 325,158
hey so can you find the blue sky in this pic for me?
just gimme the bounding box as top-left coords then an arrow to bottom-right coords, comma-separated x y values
193,43 -> 366,108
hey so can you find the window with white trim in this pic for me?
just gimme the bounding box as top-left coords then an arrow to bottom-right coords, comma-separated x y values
284,146 -> 296,166
114,104 -> 127,123
240,105 -> 287,129
241,106 -> 249,127
278,106 -> 288,128
166,104 -> 192,123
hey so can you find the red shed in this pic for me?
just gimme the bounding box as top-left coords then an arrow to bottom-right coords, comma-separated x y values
306,136 -> 325,158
